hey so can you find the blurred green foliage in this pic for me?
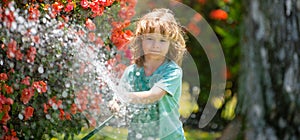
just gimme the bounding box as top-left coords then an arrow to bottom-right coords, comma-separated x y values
180,0 -> 242,131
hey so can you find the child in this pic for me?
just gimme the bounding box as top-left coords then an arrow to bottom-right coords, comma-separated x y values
110,8 -> 186,140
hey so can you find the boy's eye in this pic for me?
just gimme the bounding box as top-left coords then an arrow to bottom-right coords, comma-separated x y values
160,39 -> 167,42
145,37 -> 153,40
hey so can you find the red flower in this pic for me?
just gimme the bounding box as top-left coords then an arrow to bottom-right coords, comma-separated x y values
26,46 -> 36,63
24,106 -> 34,120
70,103 -> 77,114
197,0 -> 206,5
21,76 -> 31,86
52,2 -> 64,13
3,135 -> 19,140
95,37 -> 104,47
1,112 -> 10,124
64,2 -> 75,13
2,125 -> 8,133
0,73 -> 8,81
39,81 -> 47,93
65,112 -> 71,120
61,15 -> 69,22
224,0 -> 230,3
48,96 -> 57,106
88,32 -> 96,42
5,98 -> 13,105
15,49 -> 23,61
7,39 -> 17,59
4,84 -> 13,94
11,129 -> 17,137
209,9 -> 228,20
111,29 -> 133,50
32,81 -> 47,94
110,20 -> 133,50
20,88 -> 34,104
99,0 -> 115,7
76,30 -> 85,36
43,103 -> 49,114
88,116 -> 96,127
80,0 -> 89,9
57,22 -> 65,29
2,105 -> 11,112
0,94 -> 7,105
28,4 -> 40,21
75,88 -> 89,112
89,1 -> 98,9
118,7 -> 135,20
192,13 -> 202,22
4,10 -> 15,28
0,7 -> 2,18
59,109 -> 65,120
111,20 -> 129,29
89,2 -> 104,17
85,18 -> 96,31
125,48 -> 132,59
118,0 -> 136,20
187,22 -> 200,36
56,100 -> 63,109
32,35 -> 40,43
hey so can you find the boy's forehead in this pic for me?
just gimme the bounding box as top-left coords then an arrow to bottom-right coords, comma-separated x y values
143,33 -> 167,38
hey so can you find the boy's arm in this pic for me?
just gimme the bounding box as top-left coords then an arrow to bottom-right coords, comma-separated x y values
123,86 -> 166,104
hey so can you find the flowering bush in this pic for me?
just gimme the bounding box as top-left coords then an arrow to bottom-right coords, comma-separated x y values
0,0 -> 136,139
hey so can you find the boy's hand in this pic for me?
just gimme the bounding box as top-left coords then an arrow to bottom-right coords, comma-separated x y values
108,98 -> 122,117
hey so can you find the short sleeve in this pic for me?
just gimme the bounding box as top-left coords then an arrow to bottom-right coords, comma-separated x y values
154,66 -> 182,96
120,65 -> 133,82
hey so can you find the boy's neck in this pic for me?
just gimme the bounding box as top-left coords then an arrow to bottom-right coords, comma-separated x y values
143,58 -> 166,75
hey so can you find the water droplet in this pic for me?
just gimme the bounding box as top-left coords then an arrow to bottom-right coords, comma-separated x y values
38,66 -> 44,73
65,82 -> 70,88
11,22 -> 17,31
52,104 -> 58,110
45,14 -> 50,20
18,114 -> 23,120
41,18 -> 46,23
136,133 -> 142,139
55,54 -> 61,58
62,91 -> 68,98
8,4 -> 15,11
16,16 -> 25,24
9,62 -> 14,68
46,114 -> 51,119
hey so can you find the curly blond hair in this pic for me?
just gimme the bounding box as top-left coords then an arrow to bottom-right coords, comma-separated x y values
130,8 -> 186,67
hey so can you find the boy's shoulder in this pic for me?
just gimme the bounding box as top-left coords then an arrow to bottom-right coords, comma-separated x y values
123,64 -> 138,73
165,60 -> 182,71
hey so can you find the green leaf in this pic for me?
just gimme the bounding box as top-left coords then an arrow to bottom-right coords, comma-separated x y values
214,26 -> 229,37
12,103 -> 18,114
0,112 -> 4,120
223,36 -> 238,47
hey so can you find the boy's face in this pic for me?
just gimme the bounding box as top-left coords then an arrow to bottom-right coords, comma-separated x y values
141,33 -> 170,59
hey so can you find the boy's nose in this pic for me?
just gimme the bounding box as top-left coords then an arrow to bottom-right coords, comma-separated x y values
152,40 -> 160,48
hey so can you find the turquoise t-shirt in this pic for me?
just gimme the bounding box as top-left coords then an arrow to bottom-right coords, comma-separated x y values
120,59 -> 185,140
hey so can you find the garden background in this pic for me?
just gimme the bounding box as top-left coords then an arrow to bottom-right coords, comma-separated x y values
1,0 -> 299,140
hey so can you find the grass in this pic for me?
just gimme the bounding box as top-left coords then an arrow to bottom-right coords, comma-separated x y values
184,127 -> 221,140
50,126 -> 221,140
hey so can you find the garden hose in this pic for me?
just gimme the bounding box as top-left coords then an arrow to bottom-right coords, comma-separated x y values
81,115 -> 115,140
